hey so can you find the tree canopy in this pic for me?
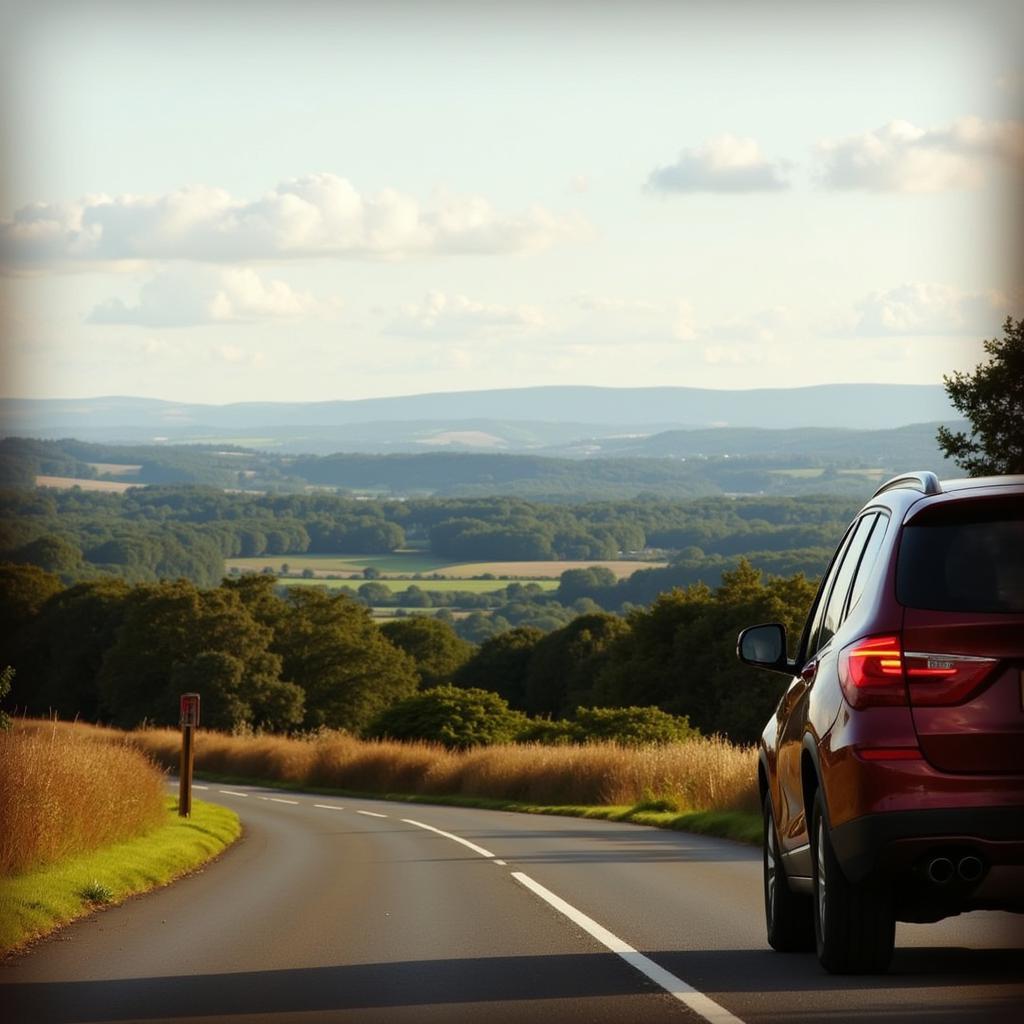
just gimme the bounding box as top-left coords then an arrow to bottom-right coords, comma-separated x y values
936,316 -> 1024,476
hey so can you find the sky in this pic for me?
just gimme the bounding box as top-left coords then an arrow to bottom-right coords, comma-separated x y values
1,0 -> 1022,404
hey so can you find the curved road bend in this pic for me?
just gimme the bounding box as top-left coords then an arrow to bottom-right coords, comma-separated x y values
2,782 -> 1021,1024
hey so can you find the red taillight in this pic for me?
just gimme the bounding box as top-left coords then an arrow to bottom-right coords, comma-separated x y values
838,635 -> 907,708
903,651 -> 999,706
838,634 -> 1000,708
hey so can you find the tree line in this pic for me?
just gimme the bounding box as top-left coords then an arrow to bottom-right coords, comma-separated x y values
1,559 -> 815,744
0,486 -> 857,586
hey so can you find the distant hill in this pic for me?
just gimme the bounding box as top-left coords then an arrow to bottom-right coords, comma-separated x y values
1,420 -> 961,501
564,421 -> 961,464
0,384 -> 954,453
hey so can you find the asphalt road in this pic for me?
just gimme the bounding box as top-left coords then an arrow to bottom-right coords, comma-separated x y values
3,782 -> 1022,1024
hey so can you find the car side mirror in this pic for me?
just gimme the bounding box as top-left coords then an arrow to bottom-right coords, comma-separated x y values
737,623 -> 793,674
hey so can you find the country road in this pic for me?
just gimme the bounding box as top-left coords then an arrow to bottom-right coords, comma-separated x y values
3,783 -> 1022,1024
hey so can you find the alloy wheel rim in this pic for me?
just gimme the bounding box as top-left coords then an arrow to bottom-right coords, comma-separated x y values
766,811 -> 777,919
816,816 -> 826,932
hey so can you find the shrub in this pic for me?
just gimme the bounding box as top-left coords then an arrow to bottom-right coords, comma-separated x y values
572,705 -> 698,746
368,686 -> 528,749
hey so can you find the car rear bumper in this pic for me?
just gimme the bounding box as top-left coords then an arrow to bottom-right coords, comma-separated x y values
830,805 -> 1024,884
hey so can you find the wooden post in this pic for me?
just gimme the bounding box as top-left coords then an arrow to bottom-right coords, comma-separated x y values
178,693 -> 200,818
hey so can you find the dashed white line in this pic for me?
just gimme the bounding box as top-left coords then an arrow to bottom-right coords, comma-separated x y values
356,810 -> 388,818
512,872 -> 744,1024
401,818 -> 494,858
314,803 -> 345,810
192,785 -> 209,791
269,797 -> 299,805
494,859 -> 507,866
218,790 -> 248,797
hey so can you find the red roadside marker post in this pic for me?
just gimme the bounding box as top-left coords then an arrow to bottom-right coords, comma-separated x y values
178,693 -> 200,818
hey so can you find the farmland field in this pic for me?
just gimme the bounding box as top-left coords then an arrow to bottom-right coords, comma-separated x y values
280,577 -> 560,594
225,552 -> 665,579
35,476 -> 139,493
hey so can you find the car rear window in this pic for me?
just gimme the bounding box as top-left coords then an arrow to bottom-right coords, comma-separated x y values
897,497 -> 1024,613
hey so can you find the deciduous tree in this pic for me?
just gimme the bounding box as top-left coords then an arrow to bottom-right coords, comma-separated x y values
937,316 -> 1024,475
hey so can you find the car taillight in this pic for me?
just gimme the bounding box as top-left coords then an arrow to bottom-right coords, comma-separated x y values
838,635 -> 907,708
903,651 -> 999,706
838,634 -> 1000,708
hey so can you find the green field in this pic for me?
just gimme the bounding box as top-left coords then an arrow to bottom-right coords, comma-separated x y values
281,577 -> 559,594
226,551 -> 458,576
226,551 -> 662,579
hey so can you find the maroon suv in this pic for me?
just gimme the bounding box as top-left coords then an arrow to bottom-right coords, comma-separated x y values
737,472 -> 1024,973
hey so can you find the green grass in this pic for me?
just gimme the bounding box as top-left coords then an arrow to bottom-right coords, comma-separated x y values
280,577 -> 559,594
190,770 -> 760,847
226,551 -> 459,575
0,798 -> 241,956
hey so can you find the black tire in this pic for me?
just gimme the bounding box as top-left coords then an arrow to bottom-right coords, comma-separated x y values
763,792 -> 815,951
811,790 -> 895,973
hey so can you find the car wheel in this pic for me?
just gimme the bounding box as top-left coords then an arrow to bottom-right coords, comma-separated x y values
763,792 -> 815,951
811,790 -> 895,973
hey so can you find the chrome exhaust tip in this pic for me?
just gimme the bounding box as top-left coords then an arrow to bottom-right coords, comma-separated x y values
924,856 -> 956,885
957,855 -> 985,883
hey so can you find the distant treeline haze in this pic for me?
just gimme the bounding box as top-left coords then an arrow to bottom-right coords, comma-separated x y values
0,485 -> 855,592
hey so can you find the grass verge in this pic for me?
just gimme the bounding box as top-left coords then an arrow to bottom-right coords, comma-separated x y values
190,769 -> 761,846
0,798 -> 240,957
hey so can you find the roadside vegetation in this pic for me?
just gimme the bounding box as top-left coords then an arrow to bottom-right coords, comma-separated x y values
0,722 -> 167,876
22,718 -> 757,820
0,721 -> 241,955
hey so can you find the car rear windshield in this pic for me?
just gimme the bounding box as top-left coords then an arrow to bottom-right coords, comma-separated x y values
897,497 -> 1024,613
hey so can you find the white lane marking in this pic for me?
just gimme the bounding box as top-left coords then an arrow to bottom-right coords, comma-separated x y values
357,810 -> 388,818
494,859 -> 507,866
314,803 -> 345,810
512,872 -> 745,1024
401,818 -> 494,859
192,785 -> 209,791
270,797 -> 299,805
218,790 -> 248,797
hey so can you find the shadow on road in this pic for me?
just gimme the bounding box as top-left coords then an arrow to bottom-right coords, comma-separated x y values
3,946 -> 1022,1024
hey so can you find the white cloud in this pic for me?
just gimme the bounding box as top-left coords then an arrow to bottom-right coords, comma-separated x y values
387,290 -> 546,337
848,283 -> 1012,336
817,117 -> 1024,192
573,293 -> 664,314
1,173 -> 589,266
673,301 -> 698,341
88,267 -> 321,327
705,307 -> 790,344
646,135 -> 790,193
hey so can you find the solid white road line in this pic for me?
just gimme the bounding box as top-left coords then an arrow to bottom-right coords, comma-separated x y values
313,803 -> 345,810
269,797 -> 299,805
401,818 -> 495,859
357,810 -> 388,818
512,872 -> 746,1024
218,790 -> 249,797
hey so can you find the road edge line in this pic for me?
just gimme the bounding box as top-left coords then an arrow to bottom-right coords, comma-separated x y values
512,871 -> 745,1024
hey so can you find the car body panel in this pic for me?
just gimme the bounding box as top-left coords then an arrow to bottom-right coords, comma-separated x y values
742,474 -> 1024,927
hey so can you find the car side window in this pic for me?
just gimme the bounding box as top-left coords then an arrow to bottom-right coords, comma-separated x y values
816,513 -> 877,652
802,521 -> 859,662
845,512 -> 889,617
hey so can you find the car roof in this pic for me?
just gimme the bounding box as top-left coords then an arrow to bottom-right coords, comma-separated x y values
863,472 -> 1024,520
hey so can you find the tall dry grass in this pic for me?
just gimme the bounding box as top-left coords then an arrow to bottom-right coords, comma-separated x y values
121,725 -> 759,814
1,721 -> 167,876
